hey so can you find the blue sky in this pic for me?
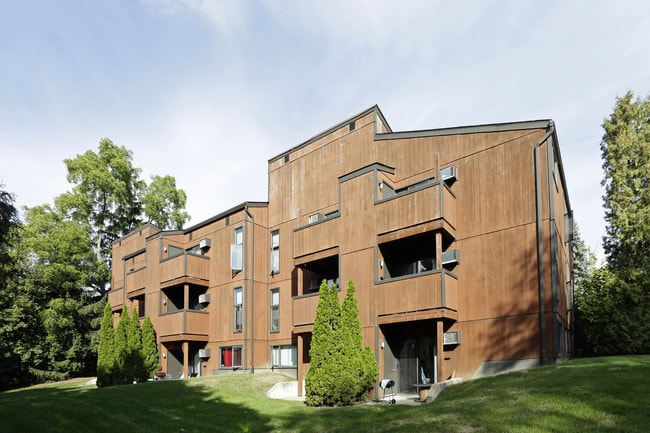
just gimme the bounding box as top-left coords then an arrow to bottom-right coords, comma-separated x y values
1,1 -> 649,260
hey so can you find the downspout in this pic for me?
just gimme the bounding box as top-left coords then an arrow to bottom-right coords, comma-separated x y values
546,135 -> 560,362
534,122 -> 555,366
245,205 -> 255,374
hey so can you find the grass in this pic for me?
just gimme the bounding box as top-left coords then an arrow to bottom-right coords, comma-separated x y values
1,355 -> 649,433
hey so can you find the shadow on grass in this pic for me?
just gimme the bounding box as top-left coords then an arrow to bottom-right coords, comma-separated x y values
3,359 -> 649,433
0,376 -> 273,433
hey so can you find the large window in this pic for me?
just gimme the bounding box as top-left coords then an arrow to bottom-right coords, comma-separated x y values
270,230 -> 280,274
220,346 -> 242,368
271,345 -> 297,367
234,287 -> 243,333
270,288 -> 280,333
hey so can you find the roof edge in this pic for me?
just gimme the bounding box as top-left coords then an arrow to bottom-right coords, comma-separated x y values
375,119 -> 553,140
182,201 -> 268,234
269,105 -> 389,163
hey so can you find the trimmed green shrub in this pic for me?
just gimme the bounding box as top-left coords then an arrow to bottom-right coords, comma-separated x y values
141,316 -> 160,378
305,279 -> 378,406
96,301 -> 114,387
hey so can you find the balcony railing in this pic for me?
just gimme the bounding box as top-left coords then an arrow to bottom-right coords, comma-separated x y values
376,181 -> 456,234
108,287 -> 124,310
293,214 -> 340,259
157,310 -> 209,340
376,270 -> 458,317
159,252 -> 210,284
125,265 -> 147,293
292,293 -> 320,328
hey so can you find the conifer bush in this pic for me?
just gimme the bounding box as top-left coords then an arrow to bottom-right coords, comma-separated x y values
305,280 -> 378,406
96,301 -> 115,387
96,303 -> 160,387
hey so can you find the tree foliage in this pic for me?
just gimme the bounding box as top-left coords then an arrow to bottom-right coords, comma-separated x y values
141,316 -> 161,378
0,139 -> 189,390
97,301 -> 115,387
58,138 -> 190,297
96,304 -> 159,387
578,91 -> 650,355
305,280 -> 378,406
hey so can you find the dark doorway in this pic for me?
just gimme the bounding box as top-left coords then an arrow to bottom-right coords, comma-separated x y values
384,334 -> 437,393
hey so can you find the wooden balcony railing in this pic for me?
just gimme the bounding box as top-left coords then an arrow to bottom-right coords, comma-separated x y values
157,309 -> 209,340
159,253 -> 210,284
376,182 -> 456,234
292,293 -> 320,328
376,270 -> 458,317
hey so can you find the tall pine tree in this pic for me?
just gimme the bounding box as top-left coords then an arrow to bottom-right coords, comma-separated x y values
305,279 -> 377,406
96,301 -> 115,387
598,91 -> 650,354
141,316 -> 160,378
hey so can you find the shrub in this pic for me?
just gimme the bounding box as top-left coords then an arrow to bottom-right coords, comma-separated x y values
305,279 -> 378,406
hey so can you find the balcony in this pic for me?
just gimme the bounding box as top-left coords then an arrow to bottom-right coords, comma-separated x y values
292,293 -> 320,330
159,252 -> 210,285
376,270 -> 458,323
293,213 -> 340,259
108,287 -> 124,310
157,310 -> 209,342
376,181 -> 456,235
125,265 -> 147,294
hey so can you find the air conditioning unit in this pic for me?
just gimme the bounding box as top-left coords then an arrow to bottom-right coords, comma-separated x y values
308,213 -> 324,224
198,293 -> 210,304
440,166 -> 457,182
199,238 -> 211,250
442,249 -> 460,266
444,330 -> 462,346
198,348 -> 211,359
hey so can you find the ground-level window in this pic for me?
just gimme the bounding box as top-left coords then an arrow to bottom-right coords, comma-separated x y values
220,346 -> 242,368
271,345 -> 297,367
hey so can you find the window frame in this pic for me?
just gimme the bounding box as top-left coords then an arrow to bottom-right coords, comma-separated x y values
270,288 -> 280,333
233,287 -> 243,333
270,230 -> 280,274
220,345 -> 242,369
271,345 -> 297,368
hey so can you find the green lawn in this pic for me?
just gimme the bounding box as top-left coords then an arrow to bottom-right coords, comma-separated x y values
1,355 -> 649,433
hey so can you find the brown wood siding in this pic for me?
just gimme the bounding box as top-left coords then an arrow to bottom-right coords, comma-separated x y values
111,108 -> 572,384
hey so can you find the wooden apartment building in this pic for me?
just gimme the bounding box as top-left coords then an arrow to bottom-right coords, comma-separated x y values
109,105 -> 573,395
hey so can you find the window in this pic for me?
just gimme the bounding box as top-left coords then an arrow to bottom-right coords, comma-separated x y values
220,346 -> 242,368
270,288 -> 280,333
231,227 -> 243,271
271,345 -> 297,367
234,287 -> 243,332
270,230 -> 280,274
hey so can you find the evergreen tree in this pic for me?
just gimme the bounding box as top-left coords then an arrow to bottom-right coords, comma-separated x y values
126,308 -> 147,383
340,280 -> 378,403
305,279 -> 378,406
96,301 -> 115,387
141,316 -> 160,378
305,280 -> 341,406
113,309 -> 130,384
598,91 -> 650,354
